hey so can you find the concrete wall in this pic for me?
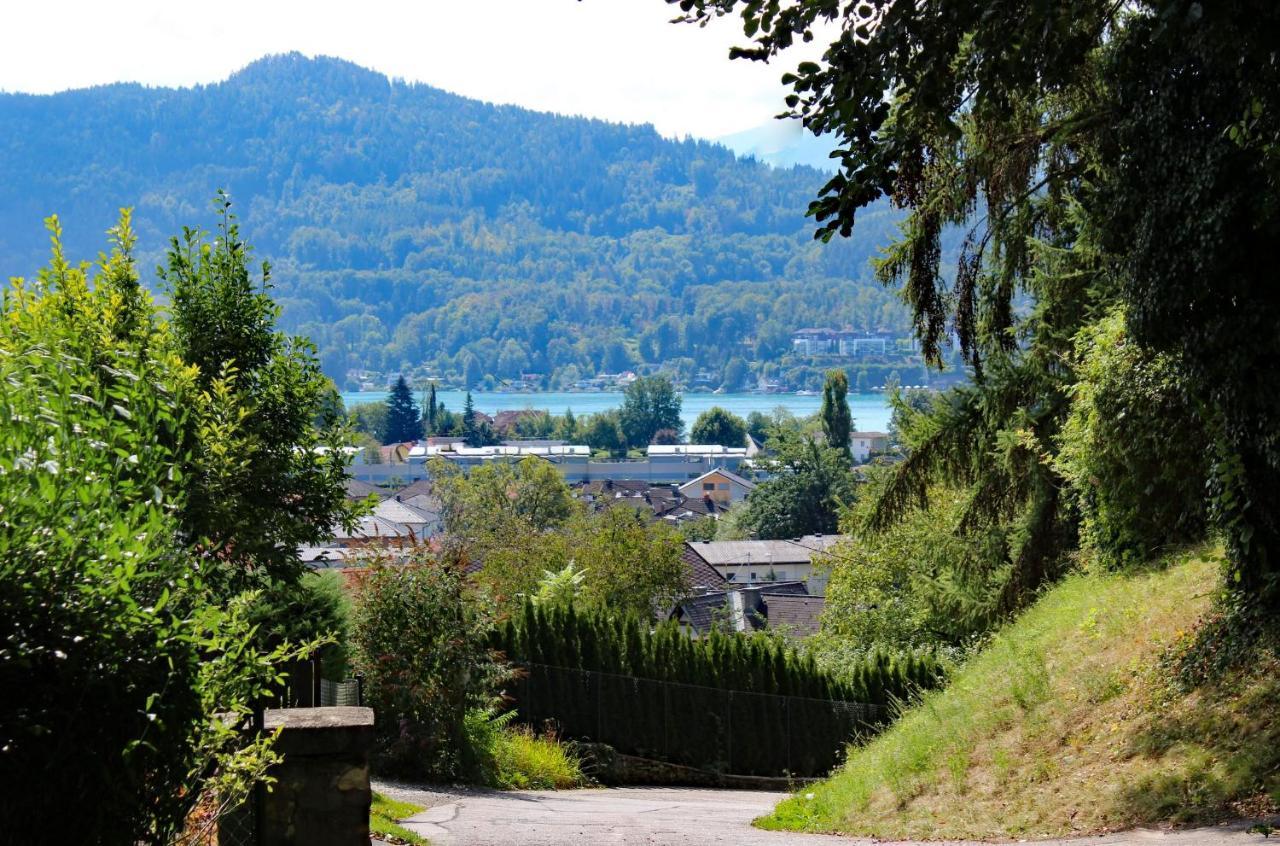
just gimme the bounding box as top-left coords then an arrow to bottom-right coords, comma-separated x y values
221,706 -> 374,846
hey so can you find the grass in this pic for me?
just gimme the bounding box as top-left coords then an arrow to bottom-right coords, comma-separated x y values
760,545 -> 1280,840
370,792 -> 428,846
488,725 -> 587,790
464,708 -> 588,790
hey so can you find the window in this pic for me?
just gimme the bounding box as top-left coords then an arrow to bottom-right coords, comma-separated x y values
703,482 -> 716,491
717,482 -> 730,490
749,572 -> 758,581
725,573 -> 736,581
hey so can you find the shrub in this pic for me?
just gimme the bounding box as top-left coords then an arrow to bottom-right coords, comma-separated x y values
352,553 -> 510,780
1057,309 -> 1210,568
462,708 -> 585,790
0,217 -> 303,844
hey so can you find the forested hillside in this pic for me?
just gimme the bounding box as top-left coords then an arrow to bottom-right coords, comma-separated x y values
0,53 -> 912,389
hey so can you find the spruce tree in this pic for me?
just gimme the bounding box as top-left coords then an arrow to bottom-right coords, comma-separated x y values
820,369 -> 853,457
383,375 -> 420,443
461,391 -> 479,447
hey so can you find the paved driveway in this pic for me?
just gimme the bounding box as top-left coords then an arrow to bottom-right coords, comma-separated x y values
373,780 -> 1270,846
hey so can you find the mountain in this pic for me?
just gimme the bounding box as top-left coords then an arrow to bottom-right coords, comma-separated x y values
717,121 -> 840,172
0,53 -> 922,392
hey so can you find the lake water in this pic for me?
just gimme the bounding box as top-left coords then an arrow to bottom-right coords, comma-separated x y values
340,390 -> 893,434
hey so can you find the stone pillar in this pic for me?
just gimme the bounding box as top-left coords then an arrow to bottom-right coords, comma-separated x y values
259,706 -> 375,846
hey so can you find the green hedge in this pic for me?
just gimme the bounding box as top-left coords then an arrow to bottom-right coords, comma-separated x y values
492,601 -> 945,776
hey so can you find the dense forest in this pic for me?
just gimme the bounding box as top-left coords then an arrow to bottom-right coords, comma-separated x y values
0,53 -> 922,390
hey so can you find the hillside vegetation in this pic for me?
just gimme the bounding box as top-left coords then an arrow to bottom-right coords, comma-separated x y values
0,53 -> 921,389
763,546 -> 1280,840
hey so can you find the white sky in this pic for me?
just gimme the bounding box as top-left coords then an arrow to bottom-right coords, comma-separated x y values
0,0 -> 825,139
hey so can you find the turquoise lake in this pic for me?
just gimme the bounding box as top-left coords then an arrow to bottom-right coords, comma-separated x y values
340,390 -> 893,434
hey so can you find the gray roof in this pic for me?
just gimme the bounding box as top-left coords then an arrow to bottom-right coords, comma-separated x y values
374,498 -> 439,527
760,593 -> 826,639
344,477 -> 386,501
685,537 -> 844,567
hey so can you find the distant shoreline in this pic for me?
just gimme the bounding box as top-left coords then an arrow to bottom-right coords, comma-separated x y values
340,389 -> 896,433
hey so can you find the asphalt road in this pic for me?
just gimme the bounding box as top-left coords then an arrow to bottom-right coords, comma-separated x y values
372,780 -> 1272,846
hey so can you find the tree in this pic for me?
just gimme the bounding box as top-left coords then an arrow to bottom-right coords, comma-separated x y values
746,410 -> 771,445
566,509 -> 691,620
741,431 -> 857,539
554,408 -> 579,442
671,0 -> 1280,612
423,382 -> 439,436
619,374 -> 682,447
690,406 -> 748,447
462,391 -> 479,446
819,369 -> 853,456
582,410 -> 628,457
433,456 -> 576,538
722,356 -> 750,390
161,194 -> 358,590
384,375 -> 421,443
0,213 -> 315,843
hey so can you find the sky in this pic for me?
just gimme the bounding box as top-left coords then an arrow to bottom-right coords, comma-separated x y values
0,0 -> 828,140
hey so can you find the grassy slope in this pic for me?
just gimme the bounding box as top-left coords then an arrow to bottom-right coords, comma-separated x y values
763,546 -> 1280,840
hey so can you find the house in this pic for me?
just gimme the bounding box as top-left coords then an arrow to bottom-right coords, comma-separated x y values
850,431 -> 891,463
343,477 -> 386,502
681,535 -> 844,593
669,581 -> 824,639
677,467 -> 755,506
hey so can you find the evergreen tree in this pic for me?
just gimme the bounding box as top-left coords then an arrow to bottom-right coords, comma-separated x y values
383,375 -> 420,443
820,369 -> 853,457
461,391 -> 479,447
423,382 -> 439,436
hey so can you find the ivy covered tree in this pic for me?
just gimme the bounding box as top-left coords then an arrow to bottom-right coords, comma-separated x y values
383,375 -> 420,443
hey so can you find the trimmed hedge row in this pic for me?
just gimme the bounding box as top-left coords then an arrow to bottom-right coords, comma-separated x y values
491,601 -> 946,776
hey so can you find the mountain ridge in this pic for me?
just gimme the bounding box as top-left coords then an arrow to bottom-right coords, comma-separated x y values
0,53 -> 923,391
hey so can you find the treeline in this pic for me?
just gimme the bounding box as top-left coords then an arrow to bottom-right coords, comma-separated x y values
0,53 -> 916,389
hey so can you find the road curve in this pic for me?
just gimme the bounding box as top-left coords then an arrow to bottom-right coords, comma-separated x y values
372,781 -> 1270,846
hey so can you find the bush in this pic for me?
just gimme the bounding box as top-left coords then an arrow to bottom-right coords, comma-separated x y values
245,570 -> 353,678
0,217 -> 302,844
1057,310 -> 1210,568
352,553 -> 510,780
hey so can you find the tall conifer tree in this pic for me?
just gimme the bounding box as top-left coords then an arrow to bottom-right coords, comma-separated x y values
383,375 -> 420,443
820,369 -> 853,458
